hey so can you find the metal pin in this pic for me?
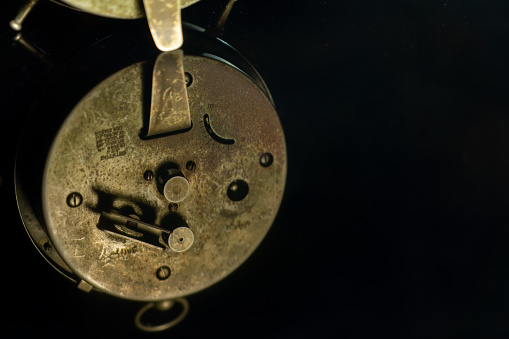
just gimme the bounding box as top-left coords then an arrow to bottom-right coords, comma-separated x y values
10,0 -> 40,31
216,0 -> 238,32
208,0 -> 238,36
13,33 -> 50,63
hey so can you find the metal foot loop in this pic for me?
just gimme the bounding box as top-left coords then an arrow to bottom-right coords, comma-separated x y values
134,298 -> 189,332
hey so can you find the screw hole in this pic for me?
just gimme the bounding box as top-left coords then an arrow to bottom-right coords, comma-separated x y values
42,241 -> 52,252
184,72 -> 193,87
144,170 -> 154,181
66,192 -> 82,208
185,160 -> 196,171
156,266 -> 171,280
259,152 -> 273,167
227,179 -> 249,201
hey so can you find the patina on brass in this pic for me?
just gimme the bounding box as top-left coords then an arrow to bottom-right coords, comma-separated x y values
41,56 -> 287,302
142,0 -> 183,51
59,0 -> 200,19
145,50 -> 191,137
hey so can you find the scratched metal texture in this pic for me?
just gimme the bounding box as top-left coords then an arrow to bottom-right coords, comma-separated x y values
60,0 -> 201,19
42,56 -> 286,301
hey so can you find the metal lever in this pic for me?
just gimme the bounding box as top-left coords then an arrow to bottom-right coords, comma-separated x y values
99,211 -> 171,249
144,50 -> 191,138
142,0 -> 183,52
98,211 -> 194,252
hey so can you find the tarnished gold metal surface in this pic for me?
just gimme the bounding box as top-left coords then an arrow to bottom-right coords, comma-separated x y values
168,227 -> 194,252
146,50 -> 191,137
142,0 -> 182,51
42,56 -> 286,301
60,0 -> 200,19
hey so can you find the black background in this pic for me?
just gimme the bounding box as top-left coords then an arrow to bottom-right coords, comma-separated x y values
2,0 -> 509,337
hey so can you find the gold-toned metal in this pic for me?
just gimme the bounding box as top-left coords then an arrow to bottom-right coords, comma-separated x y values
145,50 -> 191,137
10,0 -> 40,31
77,280 -> 94,292
59,0 -> 200,19
142,0 -> 182,51
168,227 -> 194,252
214,0 -> 237,33
135,298 -> 189,332
163,176 -> 190,202
99,211 -> 172,249
41,56 -> 286,302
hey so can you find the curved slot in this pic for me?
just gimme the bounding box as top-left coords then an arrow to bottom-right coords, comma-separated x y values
203,114 -> 235,145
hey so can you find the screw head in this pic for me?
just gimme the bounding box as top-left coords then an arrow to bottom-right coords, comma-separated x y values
144,170 -> 154,181
168,203 -> 179,213
259,152 -> 274,167
156,266 -> 171,280
66,192 -> 82,208
185,160 -> 196,171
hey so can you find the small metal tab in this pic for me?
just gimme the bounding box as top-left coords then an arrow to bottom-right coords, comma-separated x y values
143,0 -> 183,52
77,280 -> 93,292
145,50 -> 191,137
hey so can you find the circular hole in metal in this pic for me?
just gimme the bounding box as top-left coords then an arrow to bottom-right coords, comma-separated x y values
156,266 -> 171,280
185,160 -> 196,171
66,192 -> 82,208
42,241 -> 52,252
227,179 -> 249,201
144,170 -> 154,181
259,152 -> 273,167
184,72 -> 193,87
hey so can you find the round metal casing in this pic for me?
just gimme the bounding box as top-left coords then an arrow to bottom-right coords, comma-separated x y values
59,0 -> 201,19
40,55 -> 286,301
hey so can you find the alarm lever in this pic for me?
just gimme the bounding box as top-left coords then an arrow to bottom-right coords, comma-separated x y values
142,0 -> 183,52
143,50 -> 191,138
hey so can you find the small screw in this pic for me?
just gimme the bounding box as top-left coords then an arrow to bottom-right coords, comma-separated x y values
185,160 -> 196,171
42,241 -> 52,252
168,203 -> 179,213
156,266 -> 171,280
144,170 -> 154,181
66,192 -> 83,208
184,72 -> 193,87
259,152 -> 274,167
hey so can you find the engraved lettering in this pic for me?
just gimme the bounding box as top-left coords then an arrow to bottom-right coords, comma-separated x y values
110,246 -> 138,258
95,126 -> 126,161
226,220 -> 250,230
